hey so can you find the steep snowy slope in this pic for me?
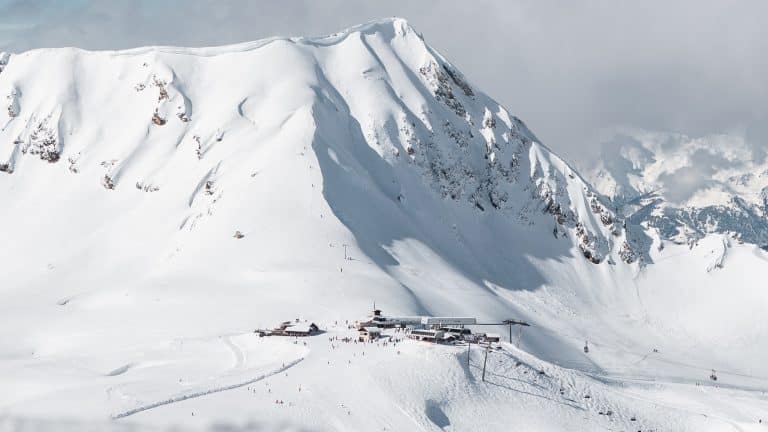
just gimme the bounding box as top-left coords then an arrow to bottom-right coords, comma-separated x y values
0,17 -> 628,340
1,19 -> 767,431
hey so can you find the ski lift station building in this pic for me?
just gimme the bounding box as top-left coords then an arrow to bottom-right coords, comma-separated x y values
360,309 -> 477,329
421,317 -> 476,327
282,322 -> 319,337
358,327 -> 382,342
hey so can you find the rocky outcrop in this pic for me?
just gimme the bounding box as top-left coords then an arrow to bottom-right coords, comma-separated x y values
419,60 -> 468,118
4,88 -> 19,118
23,117 -> 60,163
0,52 -> 9,74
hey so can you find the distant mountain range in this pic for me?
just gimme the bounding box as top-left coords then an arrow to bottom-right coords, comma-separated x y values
588,129 -> 768,265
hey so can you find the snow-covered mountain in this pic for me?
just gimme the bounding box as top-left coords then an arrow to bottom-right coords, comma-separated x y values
1,19 -> 766,431
589,129 -> 768,258
0,19 -> 622,266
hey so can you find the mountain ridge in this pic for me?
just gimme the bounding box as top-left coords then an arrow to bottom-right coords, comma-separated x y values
1,19 -> 767,430
0,17 -> 628,267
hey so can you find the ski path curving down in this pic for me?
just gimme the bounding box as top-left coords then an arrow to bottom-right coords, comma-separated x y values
221,335 -> 245,371
110,356 -> 304,419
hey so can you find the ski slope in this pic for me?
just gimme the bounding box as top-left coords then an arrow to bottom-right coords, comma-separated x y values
1,18 -> 767,431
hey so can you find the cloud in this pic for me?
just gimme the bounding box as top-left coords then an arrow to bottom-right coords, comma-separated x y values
0,0 -> 766,167
657,149 -> 735,204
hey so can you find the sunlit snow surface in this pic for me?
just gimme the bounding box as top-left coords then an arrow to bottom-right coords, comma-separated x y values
1,18 -> 767,431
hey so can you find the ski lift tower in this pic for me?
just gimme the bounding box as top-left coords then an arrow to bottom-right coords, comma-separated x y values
502,319 -> 530,346
475,319 -> 531,347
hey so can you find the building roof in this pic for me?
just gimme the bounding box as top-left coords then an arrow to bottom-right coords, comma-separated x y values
285,323 -> 317,333
411,329 -> 444,336
420,317 -> 477,325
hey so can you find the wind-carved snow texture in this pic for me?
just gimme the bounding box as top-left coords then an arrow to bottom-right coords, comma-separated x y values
193,129 -> 224,160
704,236 -> 729,272
181,163 -> 223,231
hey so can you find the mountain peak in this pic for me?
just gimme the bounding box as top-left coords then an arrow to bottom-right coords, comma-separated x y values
1,17 -> 421,59
0,17 -> 629,271
340,17 -> 416,37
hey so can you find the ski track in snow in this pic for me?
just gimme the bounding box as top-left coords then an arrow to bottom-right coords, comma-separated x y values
110,357 -> 304,419
221,335 -> 245,371
592,376 -> 748,432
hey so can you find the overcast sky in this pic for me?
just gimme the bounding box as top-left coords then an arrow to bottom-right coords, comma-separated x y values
1,0 -> 766,168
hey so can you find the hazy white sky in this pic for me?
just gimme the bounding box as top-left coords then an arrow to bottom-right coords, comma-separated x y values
1,0 -> 766,167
